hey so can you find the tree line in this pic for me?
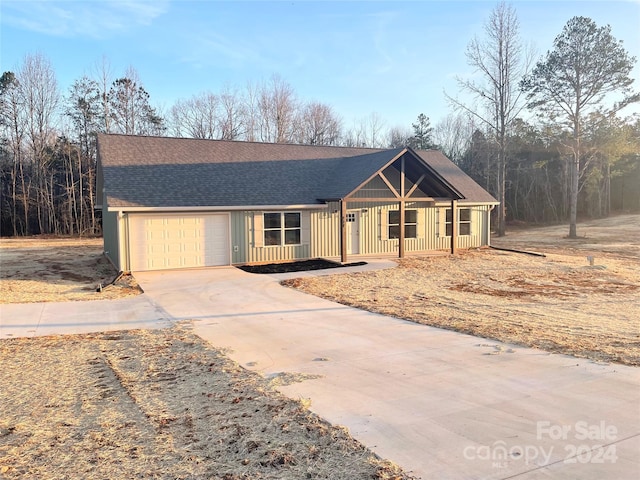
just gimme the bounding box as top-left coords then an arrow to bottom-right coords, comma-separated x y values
1,5 -> 638,238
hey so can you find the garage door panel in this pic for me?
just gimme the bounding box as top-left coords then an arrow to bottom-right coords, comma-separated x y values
178,242 -> 200,254
129,214 -> 229,271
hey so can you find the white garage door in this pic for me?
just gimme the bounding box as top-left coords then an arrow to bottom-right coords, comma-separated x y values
128,214 -> 230,271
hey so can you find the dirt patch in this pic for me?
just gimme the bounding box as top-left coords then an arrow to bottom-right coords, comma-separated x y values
283,214 -> 640,366
238,259 -> 367,274
448,263 -> 638,298
499,214 -> 640,260
0,237 -> 141,304
0,325 -> 412,479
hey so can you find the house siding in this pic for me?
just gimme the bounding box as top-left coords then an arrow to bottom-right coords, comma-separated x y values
235,202 -> 491,264
432,203 -> 491,251
310,205 -> 341,258
102,208 -> 121,270
349,176 -> 397,199
109,203 -> 491,268
342,201 -> 441,255
236,211 -> 311,264
230,212 -> 247,264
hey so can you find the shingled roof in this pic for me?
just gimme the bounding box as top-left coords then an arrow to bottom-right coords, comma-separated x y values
97,134 -> 497,208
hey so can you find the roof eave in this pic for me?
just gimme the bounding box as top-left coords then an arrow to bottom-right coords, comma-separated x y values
406,147 -> 465,199
343,148 -> 408,199
106,204 -> 328,212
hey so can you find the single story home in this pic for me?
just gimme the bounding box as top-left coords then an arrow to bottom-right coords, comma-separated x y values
96,134 -> 498,272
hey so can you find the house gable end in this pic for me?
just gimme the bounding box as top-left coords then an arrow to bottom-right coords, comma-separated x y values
344,148 -> 463,201
350,175 -> 399,199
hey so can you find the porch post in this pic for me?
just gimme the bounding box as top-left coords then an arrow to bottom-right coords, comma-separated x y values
340,199 -> 347,263
450,199 -> 458,255
399,200 -> 405,258
399,156 -> 405,258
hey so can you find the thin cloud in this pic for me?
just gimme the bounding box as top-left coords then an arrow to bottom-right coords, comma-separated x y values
1,0 -> 170,39
178,31 -> 268,70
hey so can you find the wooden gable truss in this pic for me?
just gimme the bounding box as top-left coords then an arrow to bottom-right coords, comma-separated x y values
336,148 -> 464,262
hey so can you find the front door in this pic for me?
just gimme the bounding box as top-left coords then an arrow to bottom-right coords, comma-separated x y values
346,211 -> 360,255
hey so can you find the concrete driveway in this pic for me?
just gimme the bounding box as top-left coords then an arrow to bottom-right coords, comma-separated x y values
0,295 -> 171,338
134,265 -> 640,480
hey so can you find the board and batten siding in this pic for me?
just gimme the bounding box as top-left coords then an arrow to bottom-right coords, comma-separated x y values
102,209 -> 121,270
310,205 -> 341,258
231,203 -> 491,264
233,211 -> 311,264
309,201 -> 487,258
311,202 -> 490,258
433,203 -> 491,251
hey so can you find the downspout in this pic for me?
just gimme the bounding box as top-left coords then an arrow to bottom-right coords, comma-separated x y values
487,204 -> 495,247
120,211 -> 130,273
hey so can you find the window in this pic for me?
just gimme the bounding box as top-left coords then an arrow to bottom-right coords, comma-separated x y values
388,209 -> 417,239
445,208 -> 471,236
459,208 -> 471,235
264,212 -> 301,246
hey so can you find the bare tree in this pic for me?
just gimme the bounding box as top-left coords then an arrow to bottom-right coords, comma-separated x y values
297,101 -> 342,145
171,92 -> 221,139
93,56 -> 113,133
219,85 -> 245,140
365,112 -> 386,148
65,76 -> 102,233
242,80 -> 260,142
0,71 -> 27,235
257,75 -> 299,143
446,2 -> 532,236
387,126 -> 413,148
433,112 -> 477,164
343,113 -> 386,148
342,120 -> 366,147
19,53 -> 60,233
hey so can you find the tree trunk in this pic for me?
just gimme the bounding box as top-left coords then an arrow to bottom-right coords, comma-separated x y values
568,113 -> 580,238
19,161 -> 29,235
496,144 -> 506,236
604,160 -> 611,217
87,160 -> 96,234
568,150 -> 579,238
10,157 -> 18,236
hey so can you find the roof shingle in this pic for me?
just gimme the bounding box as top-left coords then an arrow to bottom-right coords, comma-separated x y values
97,134 -> 497,208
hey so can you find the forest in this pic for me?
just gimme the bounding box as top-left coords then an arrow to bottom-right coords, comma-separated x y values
1,8 -> 638,238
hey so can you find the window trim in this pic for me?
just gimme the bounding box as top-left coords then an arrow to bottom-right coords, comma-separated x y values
388,209 -> 418,239
445,207 -> 472,237
263,212 -> 302,247
458,208 -> 471,236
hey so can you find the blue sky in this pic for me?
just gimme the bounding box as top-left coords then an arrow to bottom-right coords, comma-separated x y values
2,0 -> 639,130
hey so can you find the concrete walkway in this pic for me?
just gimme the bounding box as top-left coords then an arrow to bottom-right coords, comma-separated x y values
133,265 -> 640,480
0,295 -> 171,338
2,259 -> 639,479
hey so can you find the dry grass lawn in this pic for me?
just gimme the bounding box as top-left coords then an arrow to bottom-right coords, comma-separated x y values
0,238 -> 412,478
284,214 -> 640,366
0,237 -> 141,303
0,325 -> 410,479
